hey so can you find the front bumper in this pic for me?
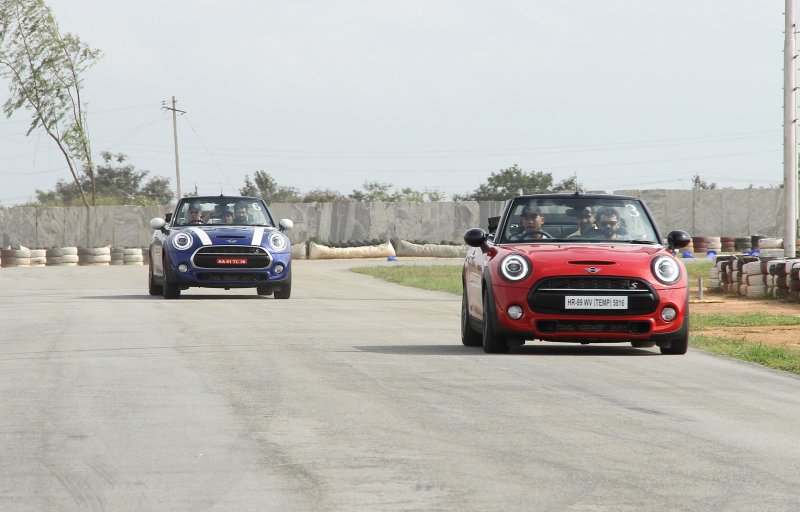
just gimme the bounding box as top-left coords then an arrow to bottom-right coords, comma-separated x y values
166,249 -> 291,288
491,281 -> 688,343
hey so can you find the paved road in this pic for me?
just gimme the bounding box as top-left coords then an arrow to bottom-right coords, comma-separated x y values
1,260 -> 799,511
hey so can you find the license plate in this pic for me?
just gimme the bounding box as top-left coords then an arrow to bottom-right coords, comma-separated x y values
565,296 -> 628,309
217,257 -> 248,265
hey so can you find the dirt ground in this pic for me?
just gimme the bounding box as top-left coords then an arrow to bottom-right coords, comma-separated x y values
690,289 -> 800,349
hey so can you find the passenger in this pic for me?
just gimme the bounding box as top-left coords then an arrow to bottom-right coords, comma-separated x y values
568,207 -> 598,237
585,207 -> 630,240
510,209 -> 547,240
222,208 -> 234,224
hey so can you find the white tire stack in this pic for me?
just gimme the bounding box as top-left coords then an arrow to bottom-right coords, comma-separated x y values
29,249 -> 47,267
740,260 -> 766,298
111,246 -> 125,265
123,247 -> 144,265
1,246 -> 32,267
46,247 -> 79,266
78,246 -> 111,266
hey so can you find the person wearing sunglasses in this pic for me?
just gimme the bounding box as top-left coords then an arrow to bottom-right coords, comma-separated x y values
585,207 -> 631,240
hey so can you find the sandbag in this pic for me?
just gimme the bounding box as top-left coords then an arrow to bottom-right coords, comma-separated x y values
394,239 -> 468,258
308,241 -> 396,260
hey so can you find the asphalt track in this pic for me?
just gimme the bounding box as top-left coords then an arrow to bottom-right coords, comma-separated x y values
1,260 -> 799,511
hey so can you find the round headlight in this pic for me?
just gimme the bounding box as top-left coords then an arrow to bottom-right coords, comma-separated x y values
269,232 -> 288,251
172,232 -> 193,250
652,255 -> 680,284
500,254 -> 531,282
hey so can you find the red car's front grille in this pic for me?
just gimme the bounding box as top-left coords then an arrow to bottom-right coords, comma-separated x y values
528,276 -> 658,315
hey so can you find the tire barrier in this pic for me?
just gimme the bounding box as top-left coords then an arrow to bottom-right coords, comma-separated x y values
1,246 -> 32,267
46,246 -> 79,266
712,254 -> 800,301
29,249 -> 46,267
123,247 -> 144,265
111,246 -> 125,265
78,246 -> 111,266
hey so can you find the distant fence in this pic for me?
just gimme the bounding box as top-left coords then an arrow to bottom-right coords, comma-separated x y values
0,189 -> 787,249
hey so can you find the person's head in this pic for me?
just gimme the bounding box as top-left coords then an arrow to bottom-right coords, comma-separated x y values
595,207 -> 620,238
235,203 -> 249,223
520,209 -> 544,233
223,209 -> 234,223
187,203 -> 202,221
576,207 -> 595,234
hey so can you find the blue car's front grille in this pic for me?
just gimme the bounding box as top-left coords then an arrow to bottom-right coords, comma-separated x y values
193,246 -> 272,269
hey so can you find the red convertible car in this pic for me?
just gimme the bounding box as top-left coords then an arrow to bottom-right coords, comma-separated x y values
461,194 -> 692,354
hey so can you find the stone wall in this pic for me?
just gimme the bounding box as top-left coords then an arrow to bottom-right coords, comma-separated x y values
0,189 -> 787,249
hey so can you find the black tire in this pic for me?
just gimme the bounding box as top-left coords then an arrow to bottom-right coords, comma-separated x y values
256,286 -> 273,296
274,271 -> 291,299
162,257 -> 181,299
148,260 -> 163,296
659,335 -> 688,355
482,290 -> 509,354
461,288 -> 482,347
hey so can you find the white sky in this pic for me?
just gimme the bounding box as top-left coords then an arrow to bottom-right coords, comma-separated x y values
0,0 -> 792,205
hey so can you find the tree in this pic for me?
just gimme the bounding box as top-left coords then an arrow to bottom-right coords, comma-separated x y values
453,164 -> 581,201
349,181 -> 443,202
691,174 -> 717,190
240,170 -> 301,203
301,188 -> 351,202
32,151 -> 173,206
0,0 -> 102,206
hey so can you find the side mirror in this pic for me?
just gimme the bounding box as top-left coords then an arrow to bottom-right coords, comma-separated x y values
666,230 -> 691,250
150,217 -> 167,231
279,218 -> 294,232
464,228 -> 489,251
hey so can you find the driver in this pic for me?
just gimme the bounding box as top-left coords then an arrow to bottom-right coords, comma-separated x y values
185,203 -> 204,225
511,209 -> 546,240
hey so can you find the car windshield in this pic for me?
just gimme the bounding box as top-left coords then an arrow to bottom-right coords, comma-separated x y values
498,197 -> 660,244
174,199 -> 274,227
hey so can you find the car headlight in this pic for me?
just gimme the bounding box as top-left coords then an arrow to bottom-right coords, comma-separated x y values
172,232 -> 193,250
500,254 -> 531,282
652,255 -> 681,284
269,232 -> 288,251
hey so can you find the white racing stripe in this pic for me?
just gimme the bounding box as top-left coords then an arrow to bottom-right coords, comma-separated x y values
251,227 -> 265,246
188,227 -> 213,245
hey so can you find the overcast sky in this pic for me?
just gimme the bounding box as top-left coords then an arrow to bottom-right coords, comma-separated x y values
0,1 -> 792,205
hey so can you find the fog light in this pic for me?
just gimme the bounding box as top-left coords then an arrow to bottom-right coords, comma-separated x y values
274,264 -> 284,274
507,305 -> 524,320
661,307 -> 677,322
178,263 -> 189,273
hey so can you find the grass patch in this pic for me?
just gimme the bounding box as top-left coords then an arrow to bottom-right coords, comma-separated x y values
351,265 -> 462,295
682,259 -> 713,282
691,312 -> 800,330
691,334 -> 800,374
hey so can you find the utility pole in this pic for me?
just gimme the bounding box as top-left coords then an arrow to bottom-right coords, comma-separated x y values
784,0 -> 798,257
162,96 -> 186,199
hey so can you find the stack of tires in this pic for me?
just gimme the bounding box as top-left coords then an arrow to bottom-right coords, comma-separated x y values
789,261 -> 800,302
0,246 -> 31,267
739,259 -> 767,298
123,247 -> 144,265
714,256 -> 735,293
691,236 -> 721,255
29,249 -> 46,267
721,237 -> 736,253
46,247 -> 79,266
734,237 -> 752,253
78,246 -> 111,266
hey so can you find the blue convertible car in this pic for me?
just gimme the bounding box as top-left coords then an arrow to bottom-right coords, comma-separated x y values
148,195 -> 294,299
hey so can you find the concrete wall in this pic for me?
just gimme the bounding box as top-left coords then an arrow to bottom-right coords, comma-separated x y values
0,189 -> 786,248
